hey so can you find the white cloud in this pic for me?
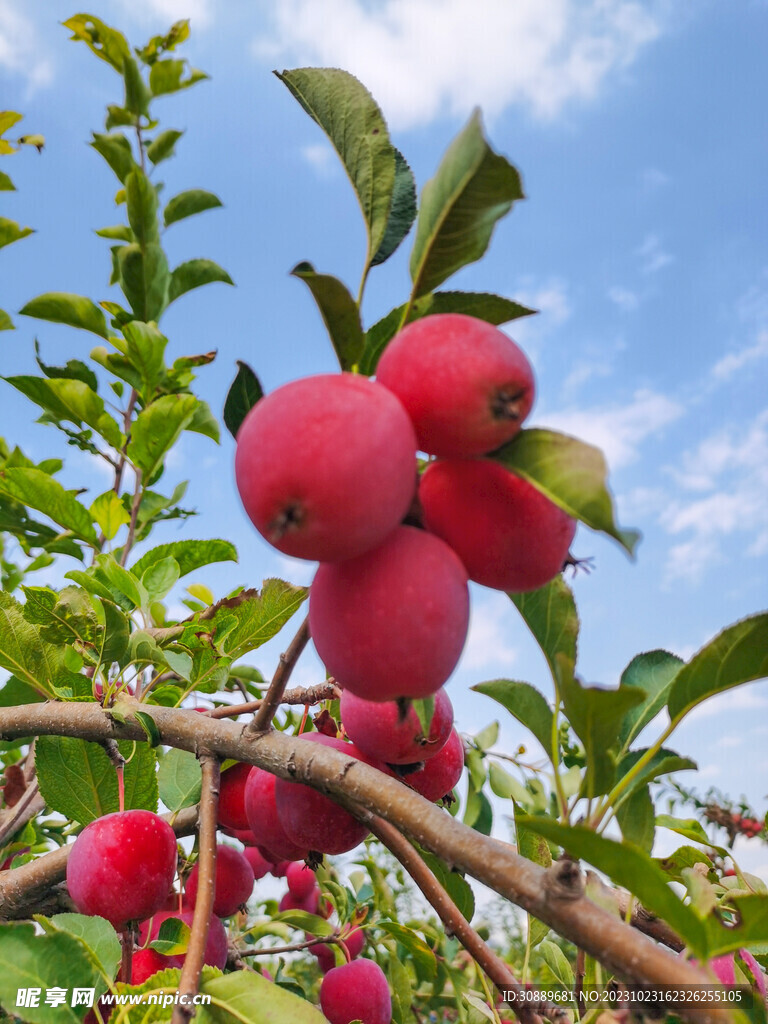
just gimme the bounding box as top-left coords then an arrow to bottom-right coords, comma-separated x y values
637,232 -> 673,274
710,329 -> 768,382
458,593 -> 519,672
688,686 -> 768,721
112,0 -> 212,29
510,277 -> 571,354
661,409 -> 768,580
255,0 -> 663,129
607,285 -> 639,311
301,143 -> 336,176
541,389 -> 684,469
0,1 -> 54,91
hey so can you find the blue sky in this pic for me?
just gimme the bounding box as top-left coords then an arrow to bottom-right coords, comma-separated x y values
2,1 -> 767,874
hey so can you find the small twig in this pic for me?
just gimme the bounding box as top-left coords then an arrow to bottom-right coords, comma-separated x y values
0,782 -> 44,848
120,469 -> 144,568
239,934 -> 343,958
120,927 -> 134,984
173,755 -> 220,1024
207,681 -> 340,720
614,886 -> 684,952
248,617 -> 311,733
366,815 -> 551,1024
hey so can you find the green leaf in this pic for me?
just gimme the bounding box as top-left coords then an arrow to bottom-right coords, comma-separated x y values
290,262 -> 364,371
358,291 -> 536,374
559,675 -> 645,798
410,110 -> 523,299
472,680 -> 553,756
618,650 -> 684,748
463,789 -> 493,834
125,169 -> 159,247
538,939 -> 575,991
134,710 -> 163,747
149,58 -> 208,96
167,258 -> 233,305
0,216 -> 33,250
35,339 -> 99,390
223,361 -> 263,439
151,916 -> 191,955
90,131 -> 137,183
615,784 -> 656,854
41,913 -> 121,981
377,921 -> 437,975
118,243 -> 169,321
158,748 -> 202,812
141,556 -> 180,603
276,67 -> 396,265
4,376 -> 122,448
0,467 -> 98,544
666,614 -> 768,724
197,969 -> 329,1024
516,817 -> 708,956
18,292 -> 107,338
488,762 -> 531,805
184,580 -> 308,660
0,170 -> 16,191
164,189 -> 223,227
36,736 -> 157,824
655,815 -> 721,849
131,539 -> 237,580
95,224 -> 134,241
0,308 -> 13,331
64,15 -> 131,71
615,748 -> 696,799
274,911 -> 334,937
0,591 -> 64,698
418,847 -> 475,921
0,922 -> 105,1024
22,585 -> 101,651
188,399 -> 220,442
493,428 -> 641,556
122,54 -> 150,118
147,128 -> 183,165
514,804 -> 552,953
127,393 -> 199,480
508,576 -> 579,684
121,320 -> 169,395
371,149 -> 417,267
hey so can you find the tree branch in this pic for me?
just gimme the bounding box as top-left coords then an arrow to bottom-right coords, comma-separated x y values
207,681 -> 340,720
0,703 -> 724,1024
248,616 -> 311,733
174,755 -> 219,1024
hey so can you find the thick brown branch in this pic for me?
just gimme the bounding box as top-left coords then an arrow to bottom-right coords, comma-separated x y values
612,882 -> 685,952
207,681 -> 340,720
367,815 -> 551,1024
0,703 -> 723,1024
248,616 -> 311,732
174,756 -> 219,1024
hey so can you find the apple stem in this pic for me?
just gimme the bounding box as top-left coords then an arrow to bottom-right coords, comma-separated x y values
297,704 -> 310,735
117,765 -> 125,813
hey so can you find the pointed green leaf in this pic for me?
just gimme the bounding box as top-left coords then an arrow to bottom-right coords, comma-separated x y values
667,614 -> 768,724
147,128 -> 183,165
131,539 -> 237,580
64,15 -> 131,70
35,340 -> 99,390
149,59 -> 208,96
90,132 -> 137,183
616,784 -> 656,854
122,54 -> 150,118
276,67 -> 396,263
371,148 -> 417,267
19,291 -> 108,338
141,556 -> 180,603
410,110 -> 523,299
127,393 -> 198,480
198,964 -> 329,1024
167,258 -> 233,304
0,308 -> 13,330
0,591 -> 64,698
121,319 -> 168,394
158,748 -> 202,812
290,262 -> 364,370
0,467 -> 98,544
4,376 -> 121,448
41,913 -> 121,981
508,576 -> 579,684
0,216 -> 33,250
95,224 -> 134,241
618,651 -> 685,748
615,748 -> 696,799
0,171 -> 15,191
493,428 -> 641,556
224,361 -> 263,440
472,680 -> 553,757
164,188 -> 222,227
125,169 -> 159,246
118,243 -> 169,321
188,399 -> 220,442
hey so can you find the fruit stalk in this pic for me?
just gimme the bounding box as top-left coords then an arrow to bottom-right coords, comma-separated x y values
248,617 -> 311,733
173,754 -> 220,1021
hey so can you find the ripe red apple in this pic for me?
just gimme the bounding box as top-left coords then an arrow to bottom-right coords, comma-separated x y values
285,861 -> 316,900
340,687 -> 454,764
312,926 -> 365,973
131,948 -> 169,985
405,728 -> 465,802
184,844 -> 254,918
66,810 -> 178,930
310,526 -> 470,701
320,958 -> 392,1024
274,734 -> 379,854
217,763 -> 252,831
220,824 -> 259,846
139,908 -> 228,970
243,846 -> 272,880
420,458 -> 576,592
376,313 -> 535,457
244,766 -> 310,861
235,373 -> 417,562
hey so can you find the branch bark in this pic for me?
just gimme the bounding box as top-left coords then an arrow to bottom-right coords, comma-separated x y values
248,616 -> 311,733
173,755 -> 219,1024
0,702 -> 723,1024
207,681 -> 339,720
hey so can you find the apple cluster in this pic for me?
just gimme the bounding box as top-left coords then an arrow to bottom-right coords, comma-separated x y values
235,312 -> 577,706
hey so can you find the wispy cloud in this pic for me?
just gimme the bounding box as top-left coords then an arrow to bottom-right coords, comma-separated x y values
542,389 -> 684,470
637,233 -> 673,274
607,285 -> 639,312
710,329 -> 768,382
112,0 -> 213,29
254,0 -> 664,129
459,593 -> 519,672
301,143 -> 336,177
0,1 -> 54,92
